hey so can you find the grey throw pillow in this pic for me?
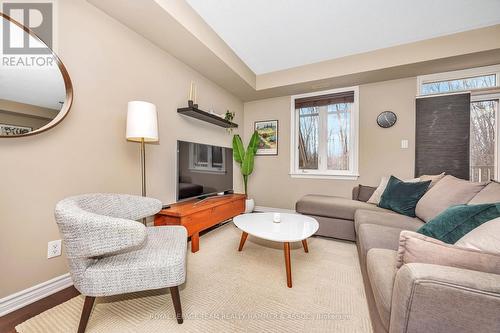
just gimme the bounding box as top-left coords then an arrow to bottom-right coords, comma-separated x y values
469,181 -> 500,204
396,230 -> 500,275
415,175 -> 487,222
357,185 -> 377,202
419,172 -> 445,189
455,217 -> 500,254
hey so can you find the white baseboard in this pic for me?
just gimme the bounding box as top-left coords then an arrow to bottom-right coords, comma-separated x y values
254,205 -> 296,214
0,273 -> 73,317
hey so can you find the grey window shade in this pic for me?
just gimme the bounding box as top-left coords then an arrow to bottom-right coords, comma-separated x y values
415,93 -> 471,179
295,91 -> 354,109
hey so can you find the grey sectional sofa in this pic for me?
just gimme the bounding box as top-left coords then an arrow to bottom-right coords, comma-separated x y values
296,175 -> 500,333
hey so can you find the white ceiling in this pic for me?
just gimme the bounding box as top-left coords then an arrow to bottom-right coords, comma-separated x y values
186,0 -> 500,74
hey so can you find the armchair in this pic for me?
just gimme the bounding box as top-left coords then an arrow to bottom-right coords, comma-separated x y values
55,193 -> 187,333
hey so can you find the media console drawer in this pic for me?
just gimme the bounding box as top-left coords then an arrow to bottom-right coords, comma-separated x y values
154,194 -> 246,253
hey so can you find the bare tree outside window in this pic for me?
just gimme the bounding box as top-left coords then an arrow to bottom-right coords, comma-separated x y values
298,107 -> 319,169
327,103 -> 351,170
421,74 -> 496,95
298,102 -> 352,171
470,100 -> 498,182
420,72 -> 499,181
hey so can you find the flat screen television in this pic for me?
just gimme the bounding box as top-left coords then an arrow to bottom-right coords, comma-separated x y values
177,140 -> 233,201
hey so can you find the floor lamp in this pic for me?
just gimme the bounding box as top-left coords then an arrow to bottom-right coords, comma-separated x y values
126,101 -> 158,224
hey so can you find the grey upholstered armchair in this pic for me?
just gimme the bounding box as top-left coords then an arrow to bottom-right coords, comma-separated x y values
55,193 -> 187,333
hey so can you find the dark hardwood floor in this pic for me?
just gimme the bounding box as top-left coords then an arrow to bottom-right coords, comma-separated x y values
0,286 -> 80,333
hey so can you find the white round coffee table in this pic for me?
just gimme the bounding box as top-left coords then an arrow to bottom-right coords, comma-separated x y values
233,212 -> 319,288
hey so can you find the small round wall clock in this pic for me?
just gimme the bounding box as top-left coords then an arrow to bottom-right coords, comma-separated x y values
377,111 -> 397,128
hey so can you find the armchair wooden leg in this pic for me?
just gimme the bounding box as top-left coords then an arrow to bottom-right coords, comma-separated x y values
78,296 -> 95,333
169,286 -> 183,324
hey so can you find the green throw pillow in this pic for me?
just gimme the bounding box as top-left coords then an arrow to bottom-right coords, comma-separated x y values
379,176 -> 431,217
417,203 -> 500,244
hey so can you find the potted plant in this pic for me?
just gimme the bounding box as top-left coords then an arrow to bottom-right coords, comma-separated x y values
233,131 -> 259,213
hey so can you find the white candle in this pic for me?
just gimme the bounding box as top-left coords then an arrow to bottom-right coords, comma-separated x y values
189,81 -> 194,101
273,213 -> 281,223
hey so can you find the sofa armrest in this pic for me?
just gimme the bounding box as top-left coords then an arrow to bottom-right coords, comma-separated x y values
390,263 -> 500,333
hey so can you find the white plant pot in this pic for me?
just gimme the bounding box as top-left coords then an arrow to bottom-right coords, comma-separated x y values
245,198 -> 255,213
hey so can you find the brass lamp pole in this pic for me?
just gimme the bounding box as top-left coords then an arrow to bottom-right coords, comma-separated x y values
126,101 -> 159,225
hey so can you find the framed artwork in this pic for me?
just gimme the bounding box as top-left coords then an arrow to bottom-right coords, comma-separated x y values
254,120 -> 278,155
0,123 -> 32,136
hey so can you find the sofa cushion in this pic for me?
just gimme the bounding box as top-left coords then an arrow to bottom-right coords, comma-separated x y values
455,217 -> 500,254
419,172 -> 445,188
417,203 -> 500,243
367,249 -> 397,331
354,185 -> 377,202
358,224 -> 402,265
368,176 -> 420,205
396,230 -> 500,275
469,181 -> 500,204
415,175 -> 486,222
308,215 -> 356,241
354,210 -> 424,235
379,176 -> 431,217
296,194 -> 389,220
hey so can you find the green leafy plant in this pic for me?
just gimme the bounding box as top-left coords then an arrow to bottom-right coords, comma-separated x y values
232,131 -> 260,196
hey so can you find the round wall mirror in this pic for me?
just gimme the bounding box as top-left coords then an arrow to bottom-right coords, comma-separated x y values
0,13 -> 73,137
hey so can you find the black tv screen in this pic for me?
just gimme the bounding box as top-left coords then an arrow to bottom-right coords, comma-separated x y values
177,140 -> 233,201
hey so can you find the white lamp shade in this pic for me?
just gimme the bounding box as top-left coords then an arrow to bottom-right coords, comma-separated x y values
126,101 -> 159,142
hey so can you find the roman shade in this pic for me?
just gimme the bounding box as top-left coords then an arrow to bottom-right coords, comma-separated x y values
415,93 -> 471,179
295,91 -> 354,109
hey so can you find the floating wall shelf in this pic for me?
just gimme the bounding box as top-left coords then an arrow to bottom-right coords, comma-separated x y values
177,102 -> 238,128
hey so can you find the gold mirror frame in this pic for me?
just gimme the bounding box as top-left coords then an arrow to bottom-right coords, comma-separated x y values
0,12 -> 73,138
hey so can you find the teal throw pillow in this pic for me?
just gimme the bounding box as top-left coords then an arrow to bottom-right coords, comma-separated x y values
417,203 -> 500,244
379,176 -> 431,217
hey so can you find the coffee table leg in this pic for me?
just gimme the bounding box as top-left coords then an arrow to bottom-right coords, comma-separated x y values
238,232 -> 248,251
301,239 -> 309,253
284,242 -> 292,288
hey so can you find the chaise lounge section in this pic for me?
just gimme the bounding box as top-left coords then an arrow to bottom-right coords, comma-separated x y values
296,175 -> 500,333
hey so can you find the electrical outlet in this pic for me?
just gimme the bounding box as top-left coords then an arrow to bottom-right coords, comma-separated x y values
401,139 -> 409,149
47,240 -> 62,259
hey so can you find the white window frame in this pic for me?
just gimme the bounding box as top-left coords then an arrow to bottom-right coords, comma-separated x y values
417,65 -> 500,181
289,86 -> 359,180
188,143 -> 226,174
470,93 -> 500,181
417,64 -> 500,96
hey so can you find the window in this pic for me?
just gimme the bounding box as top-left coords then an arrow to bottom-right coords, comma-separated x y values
418,65 -> 500,96
470,96 -> 499,182
290,87 -> 359,179
420,74 -> 496,96
189,143 -> 226,173
418,65 -> 500,182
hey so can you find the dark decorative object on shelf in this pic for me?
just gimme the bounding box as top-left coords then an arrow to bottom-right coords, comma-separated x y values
377,111 -> 397,128
178,101 -> 238,128
225,110 -> 236,133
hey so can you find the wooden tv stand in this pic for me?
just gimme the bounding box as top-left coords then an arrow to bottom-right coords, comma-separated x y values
154,194 -> 246,253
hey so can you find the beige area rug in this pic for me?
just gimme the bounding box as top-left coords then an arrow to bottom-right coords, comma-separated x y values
17,223 -> 373,333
